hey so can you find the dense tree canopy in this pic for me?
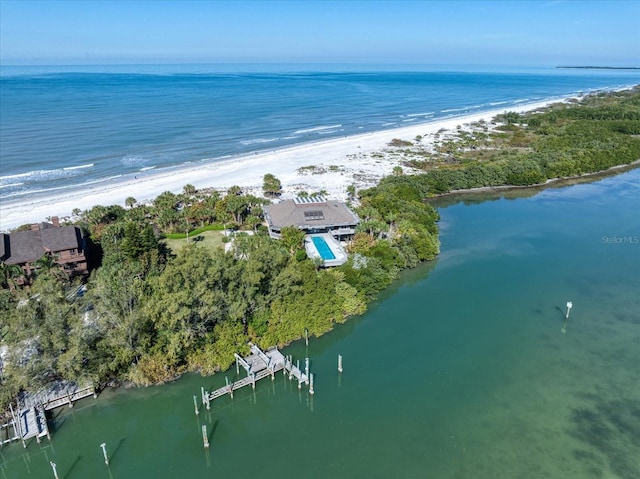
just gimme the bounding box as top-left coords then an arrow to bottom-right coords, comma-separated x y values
394,88 -> 640,194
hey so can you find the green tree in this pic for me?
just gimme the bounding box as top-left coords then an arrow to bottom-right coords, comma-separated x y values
279,226 -> 306,256
183,184 -> 197,196
262,173 -> 282,198
245,215 -> 263,232
120,222 -> 144,260
0,262 -> 23,290
227,185 -> 242,196
33,253 -> 67,282
153,191 -> 182,231
88,260 -> 153,380
222,195 -> 250,224
346,184 -> 356,201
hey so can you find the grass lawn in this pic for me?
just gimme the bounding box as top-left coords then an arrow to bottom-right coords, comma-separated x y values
163,230 -> 226,254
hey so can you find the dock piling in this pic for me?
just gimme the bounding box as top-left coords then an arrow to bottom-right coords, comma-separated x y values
100,442 -> 109,466
561,301 -> 573,334
226,377 -> 234,399
9,404 -> 25,448
202,425 -> 209,449
201,387 -> 210,410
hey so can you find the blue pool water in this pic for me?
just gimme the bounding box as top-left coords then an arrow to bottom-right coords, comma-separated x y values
312,236 -> 336,260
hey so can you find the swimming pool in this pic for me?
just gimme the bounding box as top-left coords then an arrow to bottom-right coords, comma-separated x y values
311,235 -> 336,260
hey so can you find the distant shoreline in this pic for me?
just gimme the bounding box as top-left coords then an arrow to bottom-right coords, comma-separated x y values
432,160 -> 640,202
556,66 -> 640,70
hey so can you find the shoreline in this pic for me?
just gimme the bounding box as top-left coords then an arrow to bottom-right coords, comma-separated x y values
0,95 -> 611,231
434,160 -> 640,198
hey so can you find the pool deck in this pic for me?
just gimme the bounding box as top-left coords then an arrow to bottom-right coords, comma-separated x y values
304,233 -> 348,266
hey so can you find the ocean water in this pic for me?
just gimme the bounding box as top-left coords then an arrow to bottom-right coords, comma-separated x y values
1,168 -> 638,478
1,64 -> 639,201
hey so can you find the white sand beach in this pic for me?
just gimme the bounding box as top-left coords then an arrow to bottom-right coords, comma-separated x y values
0,99 -> 558,231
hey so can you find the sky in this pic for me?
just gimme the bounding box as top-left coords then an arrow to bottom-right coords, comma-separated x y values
1,0 -> 639,67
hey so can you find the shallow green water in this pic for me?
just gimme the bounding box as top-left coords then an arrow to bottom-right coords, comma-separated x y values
3,170 -> 639,479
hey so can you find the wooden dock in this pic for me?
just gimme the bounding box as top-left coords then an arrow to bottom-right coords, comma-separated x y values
2,380 -> 97,447
201,343 -> 310,406
1,403 -> 49,447
20,380 -> 97,411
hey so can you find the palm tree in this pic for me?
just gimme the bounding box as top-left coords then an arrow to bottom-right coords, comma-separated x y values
183,184 -> 197,196
0,261 -> 24,290
346,184 -> 356,201
227,185 -> 242,196
245,215 -> 262,233
34,252 -> 57,270
280,226 -> 306,256
217,210 -> 234,236
33,253 -> 67,281
262,173 -> 282,198
383,211 -> 398,238
392,166 -> 404,176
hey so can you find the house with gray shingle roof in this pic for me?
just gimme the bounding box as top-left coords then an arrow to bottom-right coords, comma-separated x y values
0,217 -> 88,285
263,196 -> 359,240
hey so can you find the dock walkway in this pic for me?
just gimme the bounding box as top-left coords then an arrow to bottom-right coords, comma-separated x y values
20,380 -> 96,411
202,343 -> 310,405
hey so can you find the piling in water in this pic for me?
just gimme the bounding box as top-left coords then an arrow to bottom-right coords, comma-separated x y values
202,425 -> 209,448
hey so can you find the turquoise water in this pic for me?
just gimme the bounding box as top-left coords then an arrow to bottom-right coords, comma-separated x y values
311,235 -> 336,260
2,66 -> 639,202
1,169 -> 638,478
